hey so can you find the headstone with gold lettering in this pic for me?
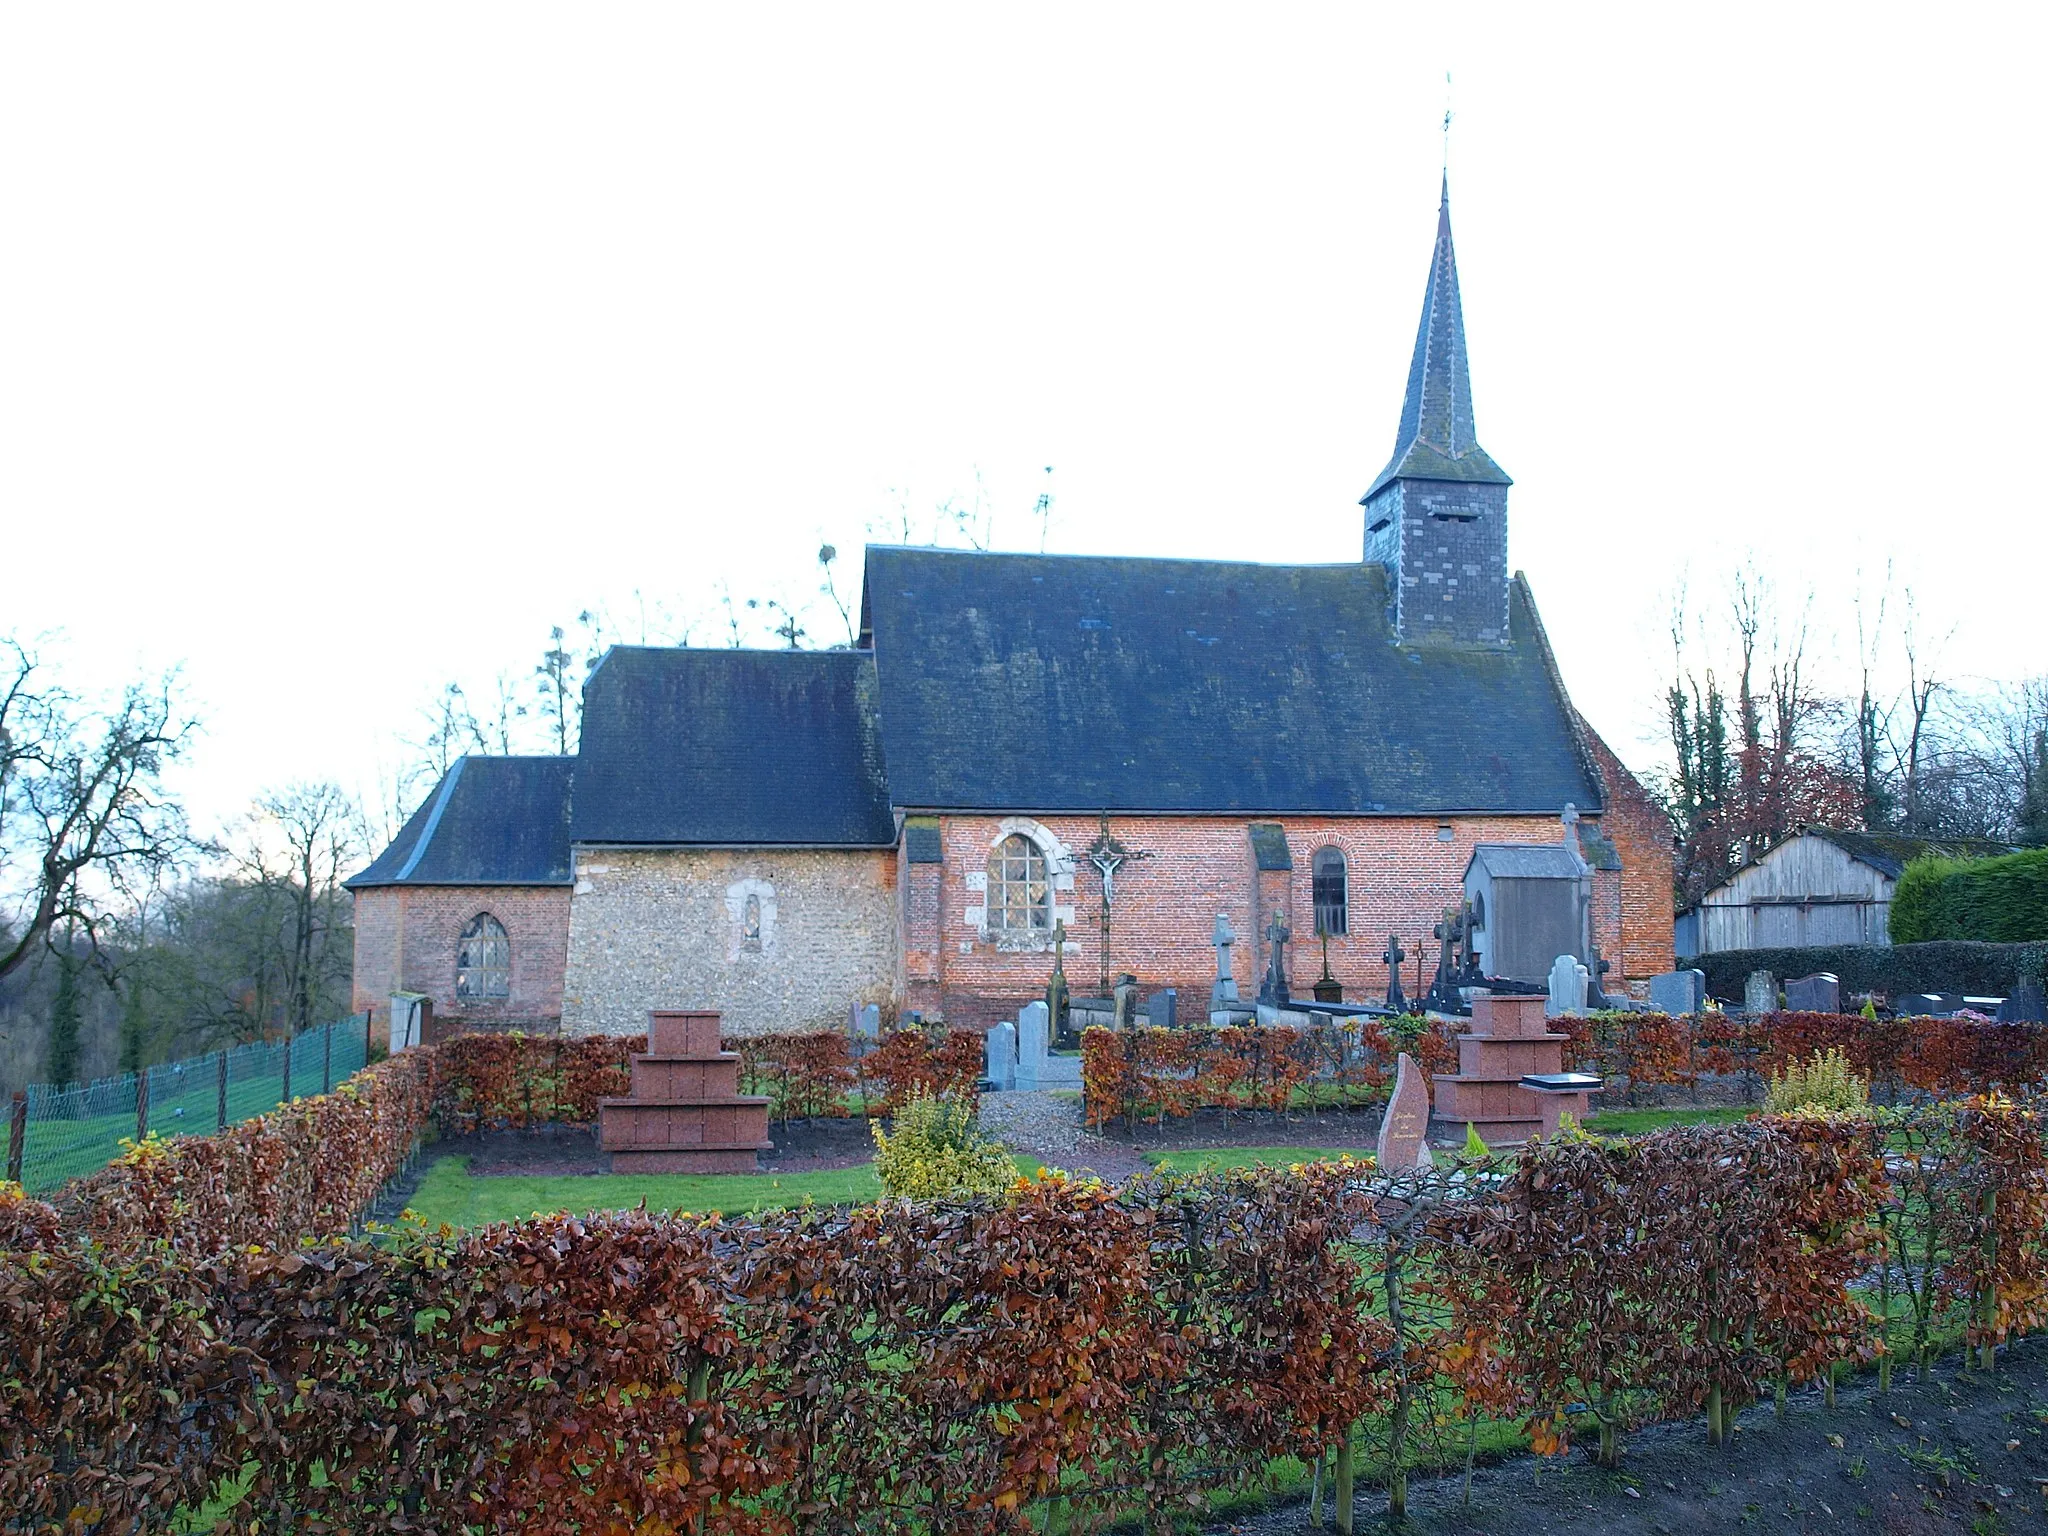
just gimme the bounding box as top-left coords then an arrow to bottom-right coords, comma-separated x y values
1375,1051 -> 1435,1169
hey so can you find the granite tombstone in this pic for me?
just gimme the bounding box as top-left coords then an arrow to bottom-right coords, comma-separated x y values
1649,968 -> 1706,1016
1783,973 -> 1841,1014
1375,1051 -> 1435,1170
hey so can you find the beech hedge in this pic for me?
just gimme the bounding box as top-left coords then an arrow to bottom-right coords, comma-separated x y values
6,1102 -> 2045,1532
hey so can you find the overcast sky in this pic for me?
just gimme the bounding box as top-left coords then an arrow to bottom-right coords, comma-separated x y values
3,5 -> 2042,848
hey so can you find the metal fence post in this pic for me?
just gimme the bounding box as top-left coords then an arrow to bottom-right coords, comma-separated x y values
6,1091 -> 24,1185
364,1008 -> 374,1066
216,1048 -> 229,1131
135,1068 -> 150,1144
280,1028 -> 293,1107
322,1021 -> 334,1095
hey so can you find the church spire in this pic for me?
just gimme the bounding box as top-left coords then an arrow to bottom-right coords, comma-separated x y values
1362,177 -> 1511,502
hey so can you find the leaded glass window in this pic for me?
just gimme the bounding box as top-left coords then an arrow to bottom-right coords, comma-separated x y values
456,913 -> 510,1001
987,833 -> 1052,937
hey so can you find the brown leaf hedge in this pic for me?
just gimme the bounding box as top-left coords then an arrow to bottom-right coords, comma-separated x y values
1086,1011 -> 2048,1127
5,1027 -> 2048,1531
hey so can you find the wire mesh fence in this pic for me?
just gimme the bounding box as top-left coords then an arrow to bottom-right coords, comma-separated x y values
6,1015 -> 374,1196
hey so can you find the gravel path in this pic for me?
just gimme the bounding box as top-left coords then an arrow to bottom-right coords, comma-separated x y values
978,1090 -> 1153,1181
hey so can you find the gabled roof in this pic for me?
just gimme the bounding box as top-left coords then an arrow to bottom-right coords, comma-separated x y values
862,546 -> 1601,816
347,756 -> 574,889
1466,842 -> 1586,882
1364,179 -> 1511,502
571,647 -> 895,847
1805,828 -> 2015,881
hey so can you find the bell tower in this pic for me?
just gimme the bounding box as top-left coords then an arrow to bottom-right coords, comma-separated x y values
1362,178 -> 1513,646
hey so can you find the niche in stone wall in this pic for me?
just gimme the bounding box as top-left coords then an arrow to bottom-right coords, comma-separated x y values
724,877 -> 778,961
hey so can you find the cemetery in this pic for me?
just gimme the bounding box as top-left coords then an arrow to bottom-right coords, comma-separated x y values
8,949 -> 2048,1532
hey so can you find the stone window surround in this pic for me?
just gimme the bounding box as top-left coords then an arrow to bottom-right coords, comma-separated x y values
961,817 -> 1078,952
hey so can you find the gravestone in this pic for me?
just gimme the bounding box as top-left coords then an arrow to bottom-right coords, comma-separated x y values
1015,1001 -> 1050,1089
1144,988 -> 1178,1029
1648,968 -> 1706,1016
1998,981 -> 2046,1024
984,1021 -> 1017,1091
1547,954 -> 1589,1018
1783,973 -> 1841,1014
1211,915 -> 1239,1005
856,1003 -> 881,1040
1111,974 -> 1140,1031
1745,970 -> 1778,1017
1259,914 -> 1292,1005
1375,1052 -> 1435,1170
1382,934 -> 1408,1013
1898,992 -> 1963,1017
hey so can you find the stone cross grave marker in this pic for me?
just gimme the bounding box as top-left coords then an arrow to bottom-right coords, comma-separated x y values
1547,953 -> 1589,1018
1375,1052 -> 1435,1170
1382,934 -> 1408,1012
1783,973 -> 1840,1013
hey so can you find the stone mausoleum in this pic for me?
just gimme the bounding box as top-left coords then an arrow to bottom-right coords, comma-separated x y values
347,183 -> 1675,1041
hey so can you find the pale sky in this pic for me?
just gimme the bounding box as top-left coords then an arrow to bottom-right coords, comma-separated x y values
3,5 -> 2042,850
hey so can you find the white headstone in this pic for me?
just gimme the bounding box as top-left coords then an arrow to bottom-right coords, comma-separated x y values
984,1021 -> 1018,1091
1546,954 -> 1588,1018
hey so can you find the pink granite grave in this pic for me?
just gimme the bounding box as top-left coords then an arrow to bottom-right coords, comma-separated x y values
1431,994 -> 1592,1147
597,1009 -> 774,1173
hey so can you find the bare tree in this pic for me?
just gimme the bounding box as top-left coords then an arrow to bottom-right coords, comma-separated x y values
237,782 -> 361,1040
0,638 -> 204,983
1891,592 -> 1951,834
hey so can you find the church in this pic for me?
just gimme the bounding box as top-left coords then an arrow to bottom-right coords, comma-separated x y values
347,185 -> 1675,1041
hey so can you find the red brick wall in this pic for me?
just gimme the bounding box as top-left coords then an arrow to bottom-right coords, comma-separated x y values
907,812 -> 1625,1028
349,885 -> 572,1036
1578,722 -> 1677,980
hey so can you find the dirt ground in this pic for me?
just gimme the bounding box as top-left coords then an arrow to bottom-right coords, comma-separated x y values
1212,1338 -> 2048,1536
437,1118 -> 879,1176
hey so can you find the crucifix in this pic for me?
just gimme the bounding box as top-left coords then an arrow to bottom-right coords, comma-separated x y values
1083,811 -> 1148,995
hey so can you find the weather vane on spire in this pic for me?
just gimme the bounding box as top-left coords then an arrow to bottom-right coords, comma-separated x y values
1442,71 -> 1454,187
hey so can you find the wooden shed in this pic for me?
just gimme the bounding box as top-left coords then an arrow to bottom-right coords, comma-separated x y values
1681,830 -> 2011,956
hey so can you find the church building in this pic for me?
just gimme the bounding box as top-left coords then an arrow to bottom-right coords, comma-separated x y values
347,185 -> 1675,1039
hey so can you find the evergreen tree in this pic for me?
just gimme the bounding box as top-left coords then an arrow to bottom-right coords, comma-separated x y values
47,949 -> 82,1087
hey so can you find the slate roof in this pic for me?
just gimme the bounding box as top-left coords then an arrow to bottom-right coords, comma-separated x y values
1805,828 -> 2015,881
861,546 -> 1601,816
346,756 -> 574,888
570,647 -> 895,847
1466,843 -> 1586,882
1364,179 -> 1511,502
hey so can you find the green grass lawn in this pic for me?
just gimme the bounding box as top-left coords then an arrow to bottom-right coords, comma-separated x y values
403,1153 -> 1043,1228
1147,1145 -> 1373,1174
1581,1103 -> 1755,1136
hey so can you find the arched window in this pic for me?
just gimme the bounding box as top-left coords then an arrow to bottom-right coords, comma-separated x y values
456,913 -> 510,1001
987,832 -> 1052,937
1312,846 -> 1348,937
